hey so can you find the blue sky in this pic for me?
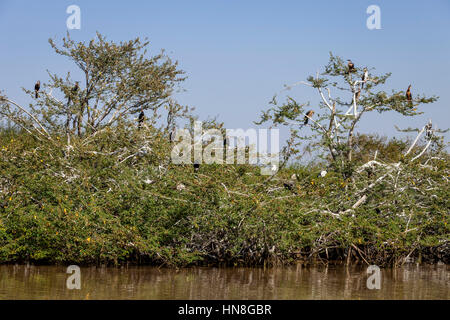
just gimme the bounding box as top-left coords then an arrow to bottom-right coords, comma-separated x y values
1,0 -> 449,145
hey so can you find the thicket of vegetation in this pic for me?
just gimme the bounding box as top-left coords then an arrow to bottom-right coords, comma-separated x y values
0,34 -> 448,267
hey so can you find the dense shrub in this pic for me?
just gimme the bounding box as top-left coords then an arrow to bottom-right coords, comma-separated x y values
0,128 -> 448,267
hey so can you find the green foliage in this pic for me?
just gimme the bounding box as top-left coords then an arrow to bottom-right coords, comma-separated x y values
256,52 -> 439,167
4,32 -> 190,139
0,128 -> 448,266
0,40 -> 448,267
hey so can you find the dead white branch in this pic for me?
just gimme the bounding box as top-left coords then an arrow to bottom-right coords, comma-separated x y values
404,125 -> 426,156
3,98 -> 51,138
411,139 -> 433,162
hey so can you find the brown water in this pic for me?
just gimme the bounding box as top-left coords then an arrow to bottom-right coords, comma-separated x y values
0,264 -> 448,300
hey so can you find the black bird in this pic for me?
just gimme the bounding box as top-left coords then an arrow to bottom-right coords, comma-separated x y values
304,110 -> 314,125
193,161 -> 200,172
72,81 -> 79,94
406,85 -> 412,106
67,81 -> 79,105
34,81 -> 40,98
283,180 -> 295,191
138,110 -> 145,130
347,60 -> 355,73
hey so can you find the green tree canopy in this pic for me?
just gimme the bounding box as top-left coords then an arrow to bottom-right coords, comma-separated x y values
2,32 -> 188,138
256,53 -> 439,176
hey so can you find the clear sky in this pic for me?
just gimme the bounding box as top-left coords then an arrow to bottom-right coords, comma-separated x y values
1,0 -> 449,145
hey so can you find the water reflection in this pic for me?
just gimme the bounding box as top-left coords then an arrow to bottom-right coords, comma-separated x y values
0,264 -> 448,300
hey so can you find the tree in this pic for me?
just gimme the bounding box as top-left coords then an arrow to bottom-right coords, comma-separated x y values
0,46 -> 447,267
1,32 -> 189,139
256,53 -> 438,177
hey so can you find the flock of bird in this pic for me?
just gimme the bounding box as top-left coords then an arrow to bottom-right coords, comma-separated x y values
301,59 -> 413,126
32,59 -> 413,130
31,63 -> 414,173
348,59 -> 413,103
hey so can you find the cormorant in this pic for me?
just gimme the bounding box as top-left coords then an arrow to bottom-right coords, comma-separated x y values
304,110 -> 314,125
361,68 -> 368,89
347,60 -> 355,73
425,120 -> 433,139
34,81 -> 40,98
72,81 -> 79,94
67,81 -> 79,105
406,85 -> 412,105
138,109 -> 145,130
355,89 -> 361,103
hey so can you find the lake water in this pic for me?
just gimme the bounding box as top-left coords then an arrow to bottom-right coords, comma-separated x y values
0,264 -> 448,300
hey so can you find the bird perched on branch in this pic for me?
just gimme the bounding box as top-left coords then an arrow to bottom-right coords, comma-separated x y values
355,89 -> 361,103
406,85 -> 412,106
67,81 -> 79,105
361,68 -> 368,89
425,120 -> 433,139
304,110 -> 314,125
65,82 -> 79,132
347,60 -> 355,73
34,81 -> 40,98
72,81 -> 79,94
138,109 -> 145,130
